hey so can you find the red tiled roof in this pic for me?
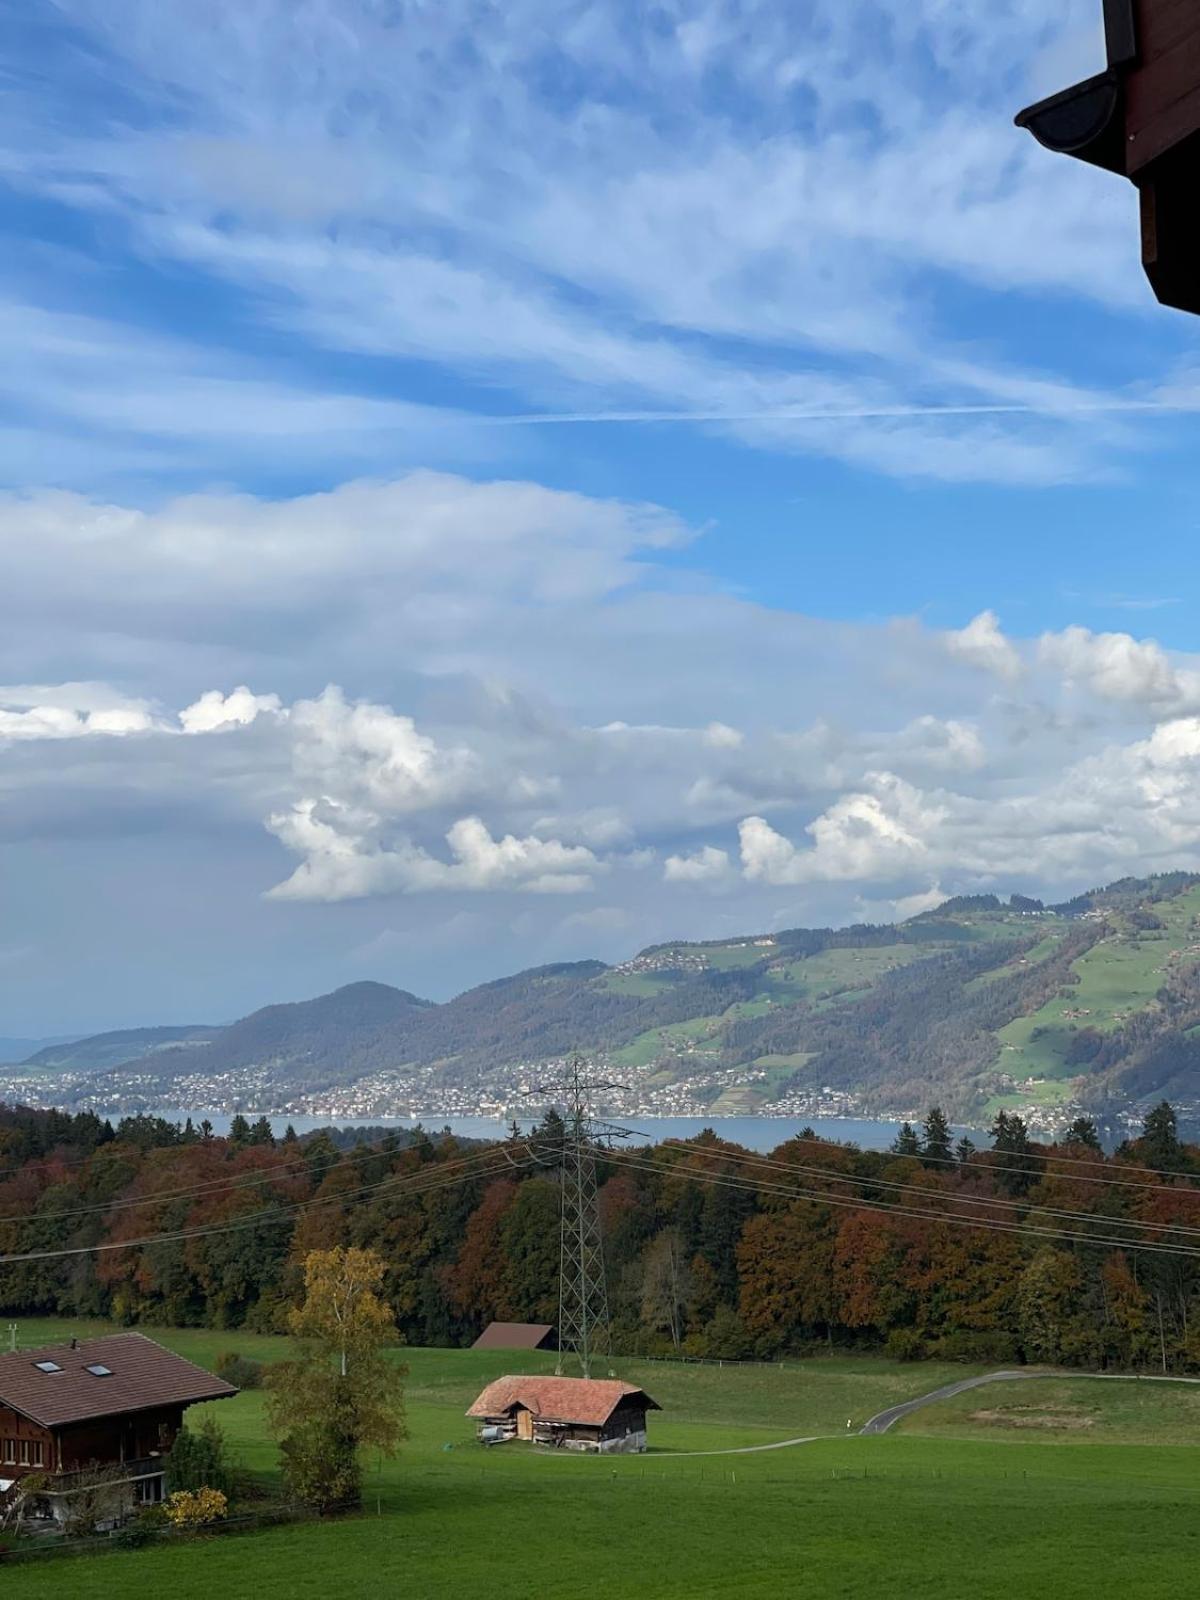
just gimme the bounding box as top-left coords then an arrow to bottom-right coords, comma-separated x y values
471,1322 -> 555,1350
0,1334 -> 238,1429
467,1375 -> 660,1426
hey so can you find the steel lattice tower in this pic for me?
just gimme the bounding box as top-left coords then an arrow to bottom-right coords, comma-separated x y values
531,1055 -> 634,1379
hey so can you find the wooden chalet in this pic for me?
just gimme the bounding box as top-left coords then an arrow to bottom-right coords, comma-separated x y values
1017,0 -> 1200,314
467,1376 -> 660,1453
0,1333 -> 237,1527
471,1321 -> 557,1352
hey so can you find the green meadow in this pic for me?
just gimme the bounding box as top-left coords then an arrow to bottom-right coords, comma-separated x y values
5,1320 -> 1200,1600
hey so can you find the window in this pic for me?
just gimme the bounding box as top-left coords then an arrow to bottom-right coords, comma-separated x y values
85,1363 -> 112,1377
33,1360 -> 61,1373
18,1440 -> 30,1466
1,1439 -> 14,1464
30,1441 -> 44,1467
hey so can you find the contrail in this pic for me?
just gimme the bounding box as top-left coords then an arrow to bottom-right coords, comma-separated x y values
469,399 -> 1193,425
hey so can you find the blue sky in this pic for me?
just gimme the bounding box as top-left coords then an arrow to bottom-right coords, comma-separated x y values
5,1 -> 1200,1035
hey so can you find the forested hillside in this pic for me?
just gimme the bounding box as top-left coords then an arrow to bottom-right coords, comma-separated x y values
18,872 -> 1200,1121
1,1102 -> 1197,1371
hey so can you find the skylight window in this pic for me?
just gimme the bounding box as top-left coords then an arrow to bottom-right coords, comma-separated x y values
33,1361 -> 62,1373
85,1364 -> 113,1377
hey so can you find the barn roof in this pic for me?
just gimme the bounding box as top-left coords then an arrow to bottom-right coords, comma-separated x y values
471,1322 -> 555,1351
467,1376 -> 660,1426
0,1334 -> 238,1429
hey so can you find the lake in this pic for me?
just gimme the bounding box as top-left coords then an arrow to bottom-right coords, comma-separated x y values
132,1110 -> 951,1152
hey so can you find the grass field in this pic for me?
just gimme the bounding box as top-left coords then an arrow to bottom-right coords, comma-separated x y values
5,1320 -> 1200,1600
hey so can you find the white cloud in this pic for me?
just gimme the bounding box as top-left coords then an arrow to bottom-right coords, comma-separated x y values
1,1 -> 1176,489
741,775 -> 940,886
703,722 -> 744,750
943,611 -> 1023,681
265,805 -> 601,902
663,845 -> 734,884
0,683 -> 157,742
287,686 -> 476,815
180,686 -> 282,733
1038,625 -> 1200,710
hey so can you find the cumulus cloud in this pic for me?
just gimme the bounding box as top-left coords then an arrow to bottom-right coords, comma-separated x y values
180,686 -> 283,733
287,686 -> 477,814
0,683 -> 157,742
943,611 -> 1023,681
663,845 -> 734,884
740,775 -> 940,886
265,805 -> 601,901
1038,625 -> 1200,710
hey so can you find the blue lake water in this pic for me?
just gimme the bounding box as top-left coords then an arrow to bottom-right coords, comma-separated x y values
135,1110 -> 956,1152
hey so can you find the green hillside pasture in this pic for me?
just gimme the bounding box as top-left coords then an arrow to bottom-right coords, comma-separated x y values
993,914 -> 1198,1082
896,1375 -> 1200,1447
4,1331 -> 1198,1600
966,931 -> 1069,991
610,1014 -> 723,1067
766,945 -> 924,1004
595,971 -> 679,997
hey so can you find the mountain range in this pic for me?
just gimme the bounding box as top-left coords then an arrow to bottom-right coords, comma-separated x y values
7,871 -> 1200,1123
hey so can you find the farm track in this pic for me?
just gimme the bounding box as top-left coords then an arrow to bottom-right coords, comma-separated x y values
860,1368 -> 1200,1435
657,1368 -> 1200,1456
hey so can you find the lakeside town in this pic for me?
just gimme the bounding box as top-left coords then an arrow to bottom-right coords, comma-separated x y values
0,1053 -> 1161,1141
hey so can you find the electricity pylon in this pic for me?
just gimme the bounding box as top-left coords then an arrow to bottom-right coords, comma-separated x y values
531,1054 -> 636,1379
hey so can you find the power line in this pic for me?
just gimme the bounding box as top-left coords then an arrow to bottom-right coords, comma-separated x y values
889,1132 -> 1200,1186
679,1130 -> 1200,1196
648,1140 -> 1200,1240
0,1143 -> 537,1267
0,1128 -> 446,1228
597,1147 -> 1200,1261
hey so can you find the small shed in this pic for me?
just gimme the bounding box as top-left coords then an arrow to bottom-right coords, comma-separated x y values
471,1322 -> 556,1352
467,1376 -> 660,1453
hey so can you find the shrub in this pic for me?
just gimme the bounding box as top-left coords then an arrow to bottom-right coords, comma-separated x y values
884,1328 -> 926,1362
164,1487 -> 228,1529
214,1351 -> 265,1389
931,1331 -> 1020,1364
167,1416 -> 234,1498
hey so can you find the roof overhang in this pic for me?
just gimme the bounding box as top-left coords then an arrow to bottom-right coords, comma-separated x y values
1015,0 -> 1200,315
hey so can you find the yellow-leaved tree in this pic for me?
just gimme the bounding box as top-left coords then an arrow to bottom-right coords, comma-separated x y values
267,1247 -> 407,1513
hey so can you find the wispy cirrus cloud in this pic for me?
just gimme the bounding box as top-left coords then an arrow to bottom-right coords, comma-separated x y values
0,0 -> 1178,487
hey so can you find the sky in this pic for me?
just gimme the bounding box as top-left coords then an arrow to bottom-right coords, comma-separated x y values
5,1 -> 1200,1035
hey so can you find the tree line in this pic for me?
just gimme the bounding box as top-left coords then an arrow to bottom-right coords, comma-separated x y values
1,1100 -> 1198,1372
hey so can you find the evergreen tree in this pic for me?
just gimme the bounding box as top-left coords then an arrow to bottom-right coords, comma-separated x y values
921,1106 -> 953,1168
228,1114 -> 251,1146
892,1123 -> 920,1157
1063,1116 -> 1101,1152
248,1116 -> 276,1146
954,1135 -> 977,1167
990,1110 -> 1035,1195
283,1124 -> 298,1144
1140,1101 -> 1182,1171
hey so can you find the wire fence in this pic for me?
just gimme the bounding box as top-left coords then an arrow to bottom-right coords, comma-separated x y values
0,1504 -> 312,1566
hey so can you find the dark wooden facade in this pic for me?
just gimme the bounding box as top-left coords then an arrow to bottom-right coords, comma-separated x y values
0,1334 -> 236,1526
1017,0 -> 1200,315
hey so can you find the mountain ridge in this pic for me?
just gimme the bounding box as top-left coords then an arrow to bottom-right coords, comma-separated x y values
9,872 -> 1200,1123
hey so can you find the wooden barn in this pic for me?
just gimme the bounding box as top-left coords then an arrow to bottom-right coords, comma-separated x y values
0,1333 -> 237,1527
467,1376 -> 660,1453
471,1322 -> 556,1352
